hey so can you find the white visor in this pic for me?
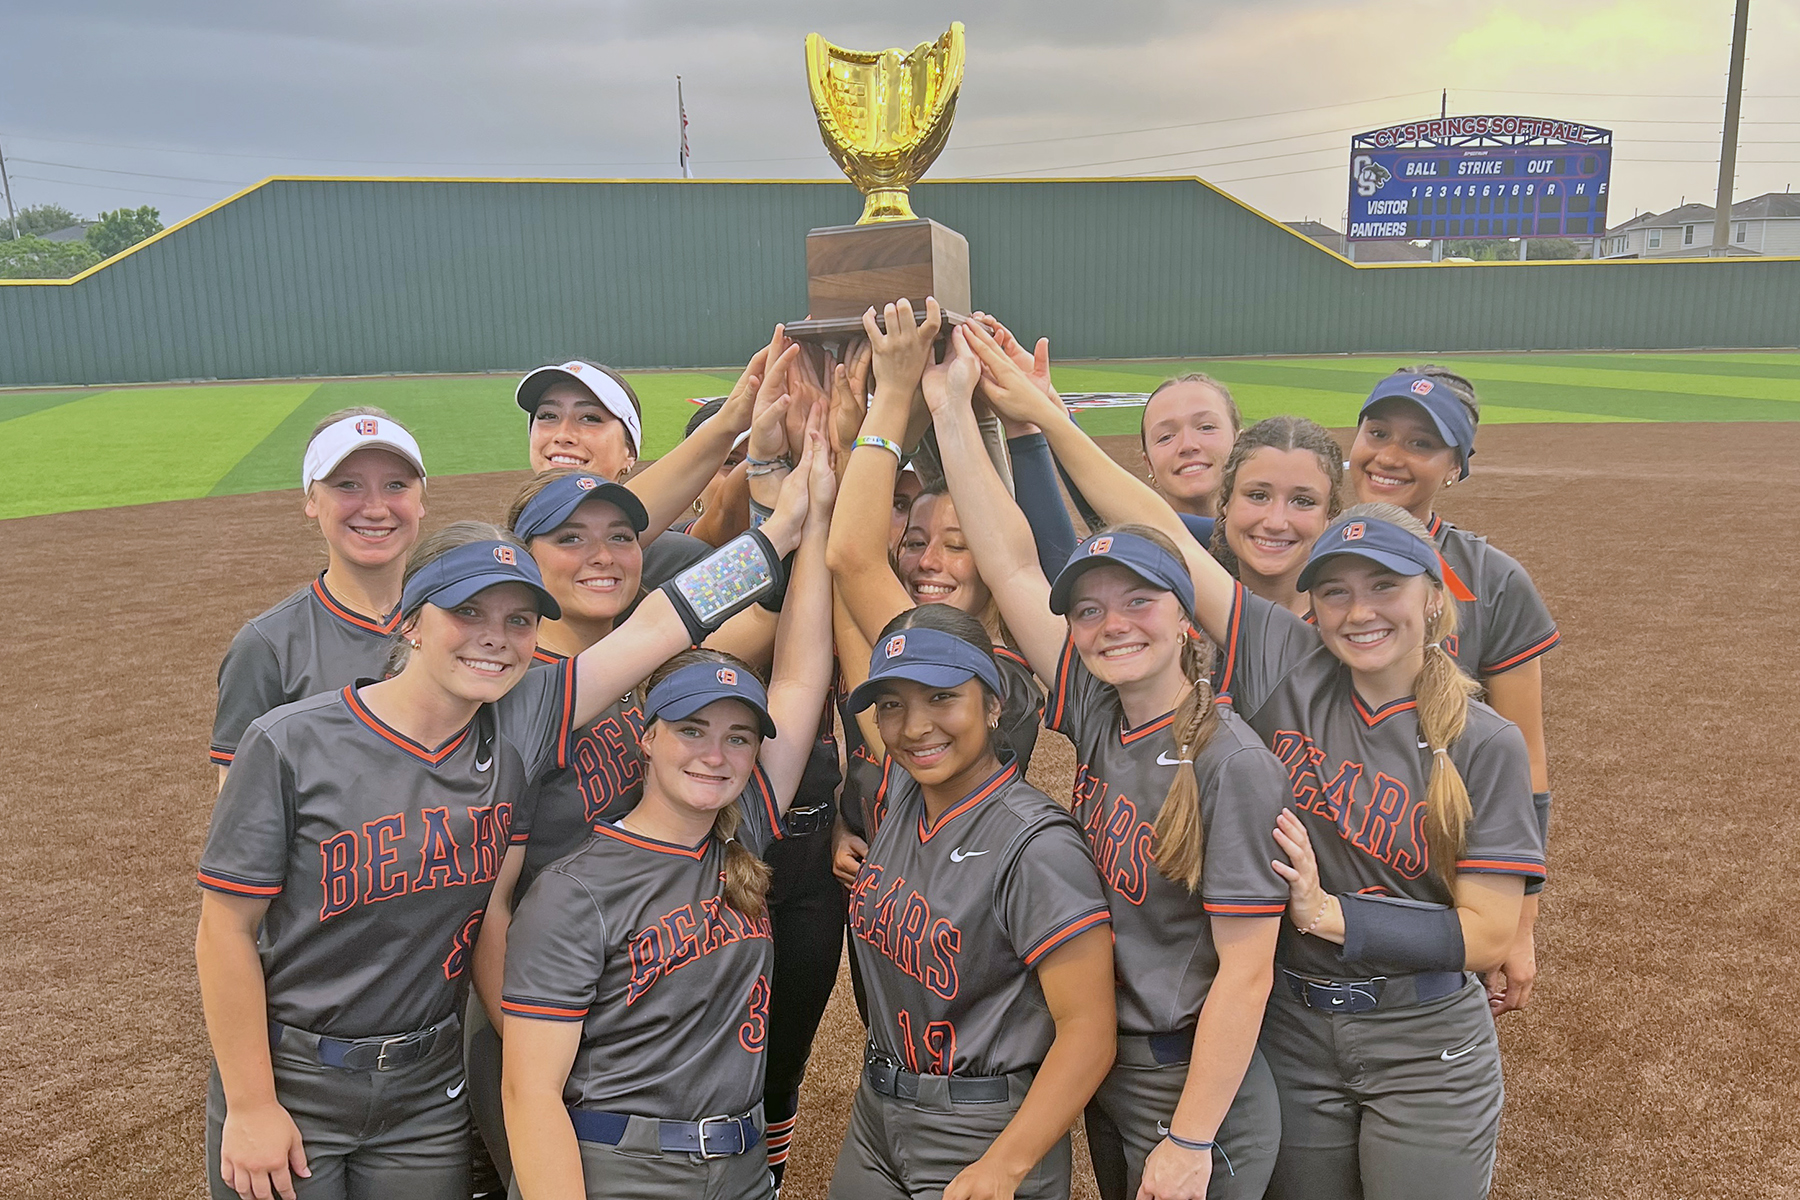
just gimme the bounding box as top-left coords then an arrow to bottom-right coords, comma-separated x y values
516,360 -> 643,457
302,416 -> 427,491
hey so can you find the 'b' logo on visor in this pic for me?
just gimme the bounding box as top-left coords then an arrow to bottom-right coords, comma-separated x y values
355,419 -> 379,436
885,635 -> 906,659
493,545 -> 518,564
1089,536 -> 1113,554
1342,523 -> 1366,541
576,476 -> 598,490
1410,379 -> 1433,396
717,667 -> 737,686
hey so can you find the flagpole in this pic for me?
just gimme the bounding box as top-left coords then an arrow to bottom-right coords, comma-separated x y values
677,75 -> 693,179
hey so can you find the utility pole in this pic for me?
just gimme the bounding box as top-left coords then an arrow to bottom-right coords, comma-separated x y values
0,136 -> 19,240
1711,0 -> 1751,256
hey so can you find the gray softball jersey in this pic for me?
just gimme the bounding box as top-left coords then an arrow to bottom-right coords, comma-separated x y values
1046,637 -> 1291,1034
848,759 -> 1111,1077
198,685 -> 530,1038
211,575 -> 401,765
496,650 -> 649,881
1428,514 -> 1560,678
500,768 -> 784,1118
839,648 -> 1045,839
1213,584 -> 1545,980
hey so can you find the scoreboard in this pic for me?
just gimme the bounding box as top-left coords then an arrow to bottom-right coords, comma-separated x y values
1346,116 -> 1612,241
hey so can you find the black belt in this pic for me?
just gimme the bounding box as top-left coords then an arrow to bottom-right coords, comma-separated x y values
1281,969 -> 1465,1014
270,1013 -> 458,1072
863,1050 -> 1009,1105
566,1106 -> 761,1158
783,799 -> 836,836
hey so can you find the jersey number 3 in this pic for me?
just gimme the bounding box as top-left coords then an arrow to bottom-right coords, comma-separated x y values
738,975 -> 770,1053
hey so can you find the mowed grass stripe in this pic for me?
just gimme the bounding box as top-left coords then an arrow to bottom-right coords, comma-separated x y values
0,384 -> 317,520
1450,353 -> 1800,383
0,388 -> 109,423
209,372 -> 742,498
1264,356 -> 1800,403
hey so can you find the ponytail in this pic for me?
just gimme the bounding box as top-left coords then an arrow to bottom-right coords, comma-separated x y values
714,802 -> 774,920
1417,598 -> 1479,887
1152,629 -> 1223,892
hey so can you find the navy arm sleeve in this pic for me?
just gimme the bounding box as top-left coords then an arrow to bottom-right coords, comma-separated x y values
1007,433 -> 1079,578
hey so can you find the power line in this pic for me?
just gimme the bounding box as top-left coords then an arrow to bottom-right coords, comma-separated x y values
14,158 -> 249,186
10,173 -> 227,201
1457,88 -> 1800,99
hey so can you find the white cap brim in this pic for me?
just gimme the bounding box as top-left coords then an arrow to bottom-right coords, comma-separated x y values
302,416 -> 427,491
515,361 -> 643,456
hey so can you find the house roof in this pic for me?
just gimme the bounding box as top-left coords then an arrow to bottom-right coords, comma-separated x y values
1609,191 -> 1800,234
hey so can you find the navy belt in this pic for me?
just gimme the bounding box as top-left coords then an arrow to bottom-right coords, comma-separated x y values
1114,1027 -> 1198,1068
863,1048 -> 1009,1105
1281,969 -> 1465,1014
783,799 -> 835,837
566,1107 -> 761,1158
270,1013 -> 458,1072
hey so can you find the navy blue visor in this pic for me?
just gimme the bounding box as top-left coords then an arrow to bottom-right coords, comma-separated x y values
847,626 -> 1004,713
645,660 -> 776,738
1049,530 -> 1196,617
1296,516 -> 1441,593
513,472 -> 649,541
1358,372 -> 1476,481
402,540 -> 561,620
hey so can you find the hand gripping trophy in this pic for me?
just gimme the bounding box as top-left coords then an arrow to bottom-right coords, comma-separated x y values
785,23 -> 973,344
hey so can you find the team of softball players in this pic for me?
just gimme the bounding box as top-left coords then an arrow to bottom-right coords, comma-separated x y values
199,299 -> 1555,1200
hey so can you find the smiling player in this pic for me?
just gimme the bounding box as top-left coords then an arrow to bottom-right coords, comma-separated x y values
211,409 -> 426,787
959,346 -> 1543,1200
1347,367 -> 1557,1015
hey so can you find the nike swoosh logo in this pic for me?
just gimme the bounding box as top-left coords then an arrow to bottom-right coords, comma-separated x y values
1156,752 -> 1191,766
446,1079 -> 467,1099
949,847 -> 989,863
1441,1043 -> 1481,1061
475,756 -> 493,772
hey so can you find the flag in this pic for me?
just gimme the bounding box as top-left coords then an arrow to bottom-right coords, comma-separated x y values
677,76 -> 692,179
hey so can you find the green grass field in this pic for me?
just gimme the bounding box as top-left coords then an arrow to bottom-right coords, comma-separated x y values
4,351 -> 1796,520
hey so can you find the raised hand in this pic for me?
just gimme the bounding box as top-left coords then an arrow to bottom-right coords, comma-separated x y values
829,337 -> 873,469
714,343 -> 771,434
863,297 -> 943,395
784,343 -> 835,457
965,321 -> 1063,427
920,325 -> 981,418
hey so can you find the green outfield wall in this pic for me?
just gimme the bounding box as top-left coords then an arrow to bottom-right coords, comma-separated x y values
2,177 -> 1796,387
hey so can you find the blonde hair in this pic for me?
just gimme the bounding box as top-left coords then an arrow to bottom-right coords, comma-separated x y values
382,521 -> 524,677
1337,502 -> 1480,887
645,649 -> 774,920
1079,523 -> 1222,892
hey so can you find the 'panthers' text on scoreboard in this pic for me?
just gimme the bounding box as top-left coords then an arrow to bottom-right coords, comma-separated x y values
1346,115 -> 1613,241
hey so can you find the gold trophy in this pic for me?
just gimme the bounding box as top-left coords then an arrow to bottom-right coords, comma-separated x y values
785,23 -> 972,344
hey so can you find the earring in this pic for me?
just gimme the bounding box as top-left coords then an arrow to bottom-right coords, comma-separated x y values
408,638 -> 421,649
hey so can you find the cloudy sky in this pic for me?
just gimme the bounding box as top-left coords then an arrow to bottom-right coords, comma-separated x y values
4,0 -> 1797,231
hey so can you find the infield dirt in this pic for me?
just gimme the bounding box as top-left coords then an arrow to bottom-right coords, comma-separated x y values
3,423 -> 1793,1199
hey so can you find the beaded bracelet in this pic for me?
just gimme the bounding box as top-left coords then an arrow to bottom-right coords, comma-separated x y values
852,434 -> 903,460
744,455 -> 791,479
1300,895 -> 1331,937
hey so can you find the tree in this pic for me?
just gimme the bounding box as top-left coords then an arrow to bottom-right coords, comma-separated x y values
0,235 -> 102,279
85,205 -> 162,259
1445,237 -> 1587,261
3,203 -> 81,240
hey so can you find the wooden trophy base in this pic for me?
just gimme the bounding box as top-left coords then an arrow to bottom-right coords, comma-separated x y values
785,218 -> 970,346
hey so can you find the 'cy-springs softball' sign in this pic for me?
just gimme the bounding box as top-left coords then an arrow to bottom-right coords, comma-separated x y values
1346,115 -> 1612,242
